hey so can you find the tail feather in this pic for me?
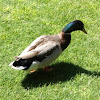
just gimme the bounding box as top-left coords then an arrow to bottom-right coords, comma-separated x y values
9,61 -> 14,67
9,61 -> 26,70
11,66 -> 26,70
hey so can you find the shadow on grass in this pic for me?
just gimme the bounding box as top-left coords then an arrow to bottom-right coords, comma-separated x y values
21,62 -> 100,89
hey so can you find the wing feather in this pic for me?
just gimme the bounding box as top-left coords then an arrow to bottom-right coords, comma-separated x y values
20,35 -> 46,55
16,41 -> 60,61
33,41 -> 60,62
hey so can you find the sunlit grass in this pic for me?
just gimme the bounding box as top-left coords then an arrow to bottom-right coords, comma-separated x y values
0,0 -> 100,100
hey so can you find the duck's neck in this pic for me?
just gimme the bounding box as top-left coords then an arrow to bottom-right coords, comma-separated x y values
58,31 -> 71,38
59,31 -> 71,50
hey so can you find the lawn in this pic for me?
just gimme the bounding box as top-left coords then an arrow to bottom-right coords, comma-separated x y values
0,0 -> 100,99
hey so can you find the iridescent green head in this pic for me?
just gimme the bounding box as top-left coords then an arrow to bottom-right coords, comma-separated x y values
62,20 -> 87,34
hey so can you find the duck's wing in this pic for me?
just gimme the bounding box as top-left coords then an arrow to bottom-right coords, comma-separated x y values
17,41 -> 61,60
9,41 -> 61,70
33,41 -> 61,62
20,35 -> 47,56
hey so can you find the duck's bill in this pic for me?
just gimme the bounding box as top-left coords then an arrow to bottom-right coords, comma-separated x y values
82,28 -> 87,34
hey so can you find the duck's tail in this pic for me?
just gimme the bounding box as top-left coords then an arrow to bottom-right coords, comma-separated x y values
9,61 -> 26,70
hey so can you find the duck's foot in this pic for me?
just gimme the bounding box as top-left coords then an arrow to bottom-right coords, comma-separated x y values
43,67 -> 54,72
29,67 -> 53,73
30,70 -> 36,73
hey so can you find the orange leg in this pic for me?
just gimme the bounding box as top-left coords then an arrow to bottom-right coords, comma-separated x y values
30,70 -> 36,73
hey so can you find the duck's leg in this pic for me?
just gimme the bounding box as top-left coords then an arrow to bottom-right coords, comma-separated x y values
30,70 -> 36,73
43,67 -> 54,71
29,67 -> 54,73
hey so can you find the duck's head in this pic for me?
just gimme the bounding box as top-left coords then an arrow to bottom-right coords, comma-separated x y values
62,20 -> 87,34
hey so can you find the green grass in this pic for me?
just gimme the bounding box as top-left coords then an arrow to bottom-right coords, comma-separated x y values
0,0 -> 100,99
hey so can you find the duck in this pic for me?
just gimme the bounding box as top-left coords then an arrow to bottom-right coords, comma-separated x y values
9,20 -> 87,73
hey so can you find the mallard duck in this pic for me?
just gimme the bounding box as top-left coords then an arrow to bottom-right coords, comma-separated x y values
9,20 -> 87,73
